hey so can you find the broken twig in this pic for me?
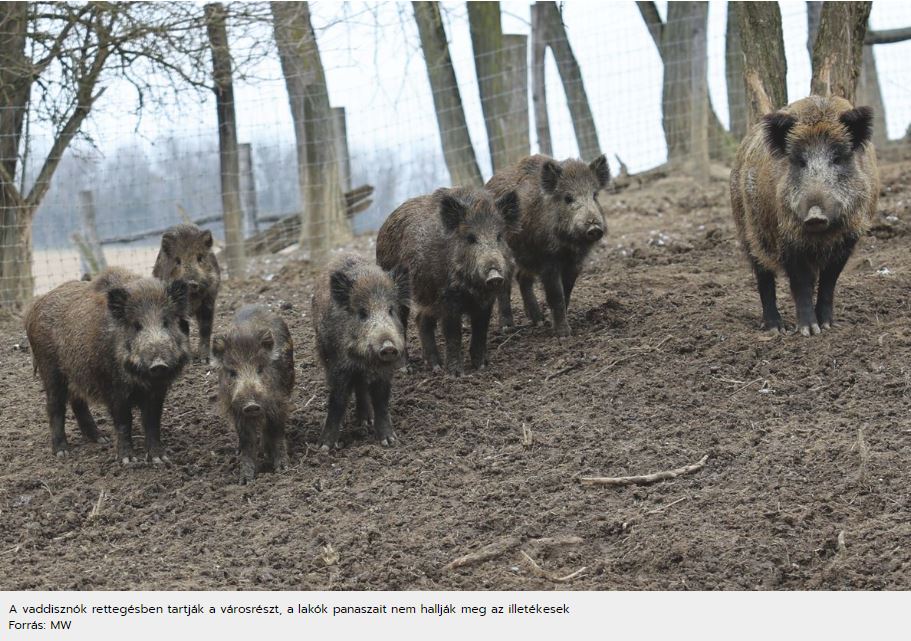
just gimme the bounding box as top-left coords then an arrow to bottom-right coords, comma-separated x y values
519,550 -> 587,583
443,536 -> 520,571
580,454 -> 709,487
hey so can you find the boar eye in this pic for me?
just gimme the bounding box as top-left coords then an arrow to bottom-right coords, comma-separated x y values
256,366 -> 264,375
227,369 -> 237,378
497,232 -> 502,242
564,194 -> 574,205
133,321 -> 142,332
197,254 -> 205,263
358,308 -> 368,321
162,318 -> 169,329
466,233 -> 477,244
592,191 -> 598,200
175,257 -> 182,266
388,305 -> 395,316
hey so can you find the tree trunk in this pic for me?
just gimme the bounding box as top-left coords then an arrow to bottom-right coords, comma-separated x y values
538,2 -> 600,160
807,1 -> 823,54
739,2 -> 788,125
856,44 -> 887,145
0,2 -> 33,307
332,107 -> 352,191
530,3 -> 552,156
725,2 -> 748,140
238,143 -> 259,235
412,1 -> 483,187
810,2 -> 872,104
271,1 -> 350,259
467,2 -> 511,173
501,35 -> 530,167
72,189 -> 106,277
205,3 -> 246,278
662,2 -> 709,177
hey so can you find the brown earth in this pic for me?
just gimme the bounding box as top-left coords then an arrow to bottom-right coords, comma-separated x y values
1,161 -> 910,591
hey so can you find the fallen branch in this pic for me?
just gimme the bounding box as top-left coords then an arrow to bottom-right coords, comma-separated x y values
580,454 -> 709,487
443,536 -> 520,571
519,550 -> 586,583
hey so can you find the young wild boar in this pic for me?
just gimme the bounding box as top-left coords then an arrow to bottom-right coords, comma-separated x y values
24,267 -> 190,463
153,224 -> 221,360
212,306 -> 294,484
376,187 -> 518,374
730,96 -> 878,336
485,154 -> 610,337
312,255 -> 408,450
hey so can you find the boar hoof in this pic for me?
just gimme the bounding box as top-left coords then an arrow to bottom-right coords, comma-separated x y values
96,435 -> 111,445
431,364 -> 443,374
380,433 -> 397,447
820,321 -> 832,330
120,455 -> 137,465
273,457 -> 289,473
554,324 -> 572,338
149,454 -> 170,465
55,449 -> 69,458
798,323 -> 821,337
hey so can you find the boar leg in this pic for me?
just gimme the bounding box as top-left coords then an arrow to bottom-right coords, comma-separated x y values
399,304 -> 411,363
541,269 -> 571,337
111,403 -> 136,464
417,312 -> 442,371
517,273 -> 543,325
45,369 -> 69,456
71,397 -> 106,444
196,297 -> 216,362
498,279 -> 515,330
784,256 -> 820,337
353,377 -> 373,428
815,237 -> 856,330
263,420 -> 289,473
561,264 -> 581,309
319,376 -> 351,450
751,259 -> 783,332
140,391 -> 169,463
369,378 -> 396,447
469,304 -> 493,370
236,420 -> 258,483
441,311 -> 464,376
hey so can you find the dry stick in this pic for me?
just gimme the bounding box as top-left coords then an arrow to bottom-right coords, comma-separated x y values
519,550 -> 587,583
544,363 -> 581,382
646,496 -> 688,515
496,328 -> 525,352
302,394 -> 317,409
525,535 -> 583,550
580,454 -> 710,487
443,536 -> 521,571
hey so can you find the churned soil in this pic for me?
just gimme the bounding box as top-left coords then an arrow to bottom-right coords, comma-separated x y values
1,160 -> 910,591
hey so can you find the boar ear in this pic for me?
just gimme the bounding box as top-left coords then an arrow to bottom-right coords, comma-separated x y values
496,191 -> 520,228
589,154 -> 611,188
258,328 -> 275,352
200,229 -> 214,249
762,112 -> 797,158
541,160 -> 562,193
389,264 -> 411,307
211,335 -> 226,361
160,231 -> 176,257
330,270 -> 353,307
167,279 -> 188,310
107,288 -> 129,322
439,194 -> 465,232
840,106 -> 873,151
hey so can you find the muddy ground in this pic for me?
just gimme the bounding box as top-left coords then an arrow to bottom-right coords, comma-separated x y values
1,161 -> 910,591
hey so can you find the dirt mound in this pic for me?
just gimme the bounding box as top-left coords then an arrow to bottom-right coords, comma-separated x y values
1,163 -> 910,590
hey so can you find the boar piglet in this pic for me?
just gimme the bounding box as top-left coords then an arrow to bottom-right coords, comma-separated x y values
312,255 -> 408,450
486,154 -> 610,337
25,267 -> 190,463
731,96 -> 879,336
153,224 -> 221,360
376,187 -> 518,374
212,305 -> 294,484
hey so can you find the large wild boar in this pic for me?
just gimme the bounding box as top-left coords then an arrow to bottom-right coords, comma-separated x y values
312,255 -> 408,450
730,96 -> 878,336
25,267 -> 190,462
212,305 -> 294,484
376,187 -> 518,374
153,224 -> 221,360
485,154 -> 610,337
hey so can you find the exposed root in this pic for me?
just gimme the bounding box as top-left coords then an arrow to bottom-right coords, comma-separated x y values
581,454 -> 709,487
443,536 -> 521,571
519,550 -> 586,583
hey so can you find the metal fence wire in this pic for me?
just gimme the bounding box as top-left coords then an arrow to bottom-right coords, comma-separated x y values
0,1 -> 909,306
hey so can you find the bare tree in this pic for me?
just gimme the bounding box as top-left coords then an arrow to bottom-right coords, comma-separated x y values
725,2 -> 748,140
0,2 -> 213,308
412,1 -> 483,187
738,2 -> 788,125
271,1 -> 349,262
205,2 -> 245,277
536,2 -> 600,160
467,2 -> 510,173
530,3 -> 552,156
810,2 -> 872,104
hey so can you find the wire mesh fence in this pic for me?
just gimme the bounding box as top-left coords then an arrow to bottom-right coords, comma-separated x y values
2,1 -> 910,305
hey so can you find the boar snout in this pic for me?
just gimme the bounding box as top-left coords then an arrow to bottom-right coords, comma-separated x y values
486,267 -> 504,288
185,280 -> 200,293
585,223 -> 604,241
242,401 -> 262,416
149,358 -> 170,376
378,339 -> 399,362
803,205 -> 829,232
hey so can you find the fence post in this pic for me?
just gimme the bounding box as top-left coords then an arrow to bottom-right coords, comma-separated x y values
502,34 -> 530,167
238,143 -> 259,235
71,189 -> 106,278
332,107 -> 351,192
303,85 -> 346,262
